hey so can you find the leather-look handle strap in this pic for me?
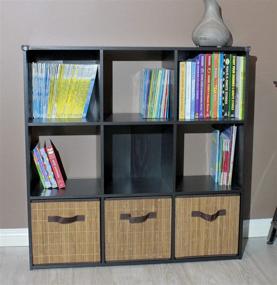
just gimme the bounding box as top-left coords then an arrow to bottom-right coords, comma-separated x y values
48,215 -> 85,224
192,209 -> 226,222
120,212 -> 157,224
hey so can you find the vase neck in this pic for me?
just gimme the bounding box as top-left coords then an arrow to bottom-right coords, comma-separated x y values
204,0 -> 221,16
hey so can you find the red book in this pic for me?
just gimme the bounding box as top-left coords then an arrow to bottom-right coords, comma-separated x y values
45,139 -> 66,189
205,54 -> 212,119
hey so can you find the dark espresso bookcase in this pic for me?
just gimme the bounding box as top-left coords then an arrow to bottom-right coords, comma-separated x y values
22,46 -> 254,269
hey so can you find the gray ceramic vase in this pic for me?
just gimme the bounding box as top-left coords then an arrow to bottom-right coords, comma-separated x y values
192,0 -> 233,47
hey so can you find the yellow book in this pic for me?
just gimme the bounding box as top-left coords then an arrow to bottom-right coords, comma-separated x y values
74,66 -> 93,117
47,64 -> 59,118
51,64 -> 65,118
56,64 -> 71,118
67,65 -> 84,117
62,64 -> 76,117
147,70 -> 156,118
152,69 -> 162,118
179,62 -> 186,120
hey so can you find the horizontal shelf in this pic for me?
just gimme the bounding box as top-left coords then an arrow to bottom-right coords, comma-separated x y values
28,118 -> 100,127
30,178 -> 102,200
105,177 -> 173,196
176,175 -> 241,195
177,118 -> 244,125
104,113 -> 174,125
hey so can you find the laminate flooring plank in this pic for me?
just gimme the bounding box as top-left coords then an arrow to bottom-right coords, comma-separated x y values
0,238 -> 276,285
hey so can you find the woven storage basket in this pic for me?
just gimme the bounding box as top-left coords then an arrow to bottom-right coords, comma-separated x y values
105,198 -> 172,261
175,195 -> 240,258
31,201 -> 100,265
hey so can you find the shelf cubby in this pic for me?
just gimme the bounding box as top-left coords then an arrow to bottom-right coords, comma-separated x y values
29,126 -> 102,199
175,124 -> 244,193
104,124 -> 174,195
176,47 -> 248,123
103,49 -> 175,122
26,48 -> 101,124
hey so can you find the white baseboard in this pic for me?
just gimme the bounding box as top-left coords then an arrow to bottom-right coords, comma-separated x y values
243,218 -> 272,238
0,228 -> 29,247
0,219 -> 272,247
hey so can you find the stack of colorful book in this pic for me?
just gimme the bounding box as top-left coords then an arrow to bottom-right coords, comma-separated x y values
32,63 -> 98,119
32,139 -> 66,189
139,68 -> 172,119
179,54 -> 246,120
210,125 -> 237,186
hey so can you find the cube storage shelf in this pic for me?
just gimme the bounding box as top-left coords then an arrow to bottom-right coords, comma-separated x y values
23,45 -> 254,269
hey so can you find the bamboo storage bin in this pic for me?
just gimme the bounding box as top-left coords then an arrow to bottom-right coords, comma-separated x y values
105,198 -> 172,261
31,201 -> 100,264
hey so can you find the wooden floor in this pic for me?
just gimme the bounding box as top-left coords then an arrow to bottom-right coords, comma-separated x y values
0,238 -> 276,285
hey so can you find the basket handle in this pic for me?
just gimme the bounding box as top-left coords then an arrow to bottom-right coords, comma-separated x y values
191,209 -> 226,222
48,215 -> 85,224
120,212 -> 157,224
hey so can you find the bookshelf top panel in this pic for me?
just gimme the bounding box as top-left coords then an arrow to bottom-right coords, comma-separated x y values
22,45 -> 250,52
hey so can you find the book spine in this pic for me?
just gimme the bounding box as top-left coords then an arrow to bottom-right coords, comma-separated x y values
33,147 -> 51,188
218,53 -> 224,119
33,151 -> 46,188
228,126 -> 237,185
212,53 -> 219,118
46,145 -> 66,189
185,61 -> 192,120
224,54 -> 231,118
230,55 -> 237,118
235,57 -> 241,119
195,56 -> 201,119
40,147 -> 57,188
199,54 -> 205,119
240,57 -> 246,120
144,69 -> 151,118
190,61 -> 196,120
83,65 -> 98,118
205,54 -> 212,119
179,62 -> 186,120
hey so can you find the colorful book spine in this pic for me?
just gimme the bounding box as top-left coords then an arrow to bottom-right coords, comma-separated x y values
179,62 -> 186,120
199,54 -> 205,119
230,55 -> 237,118
195,56 -> 201,119
218,53 -> 224,119
82,65 -> 98,118
210,130 -> 220,183
33,151 -> 46,188
185,61 -> 192,120
235,56 -> 246,119
190,61 -> 196,120
228,126 -> 237,185
211,53 -> 219,118
205,54 -> 212,119
33,145 -> 51,188
40,147 -> 57,188
223,54 -> 231,118
46,142 -> 66,189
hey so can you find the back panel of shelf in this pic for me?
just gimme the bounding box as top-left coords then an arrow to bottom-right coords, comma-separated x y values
104,124 -> 174,195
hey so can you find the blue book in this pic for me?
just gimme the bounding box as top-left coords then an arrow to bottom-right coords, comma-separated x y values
157,69 -> 165,118
190,61 -> 196,119
32,63 -> 38,118
218,53 -> 224,119
82,65 -> 98,118
210,130 -> 220,183
144,69 -> 151,117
